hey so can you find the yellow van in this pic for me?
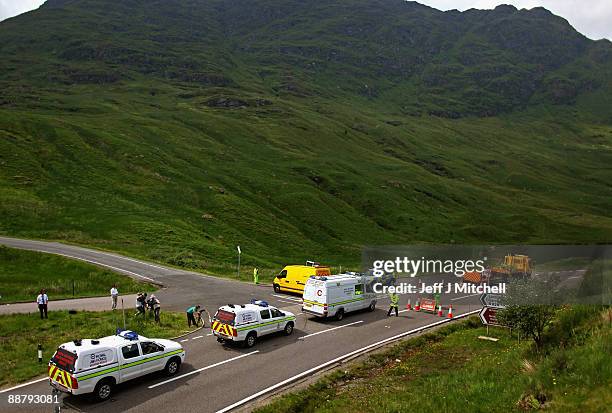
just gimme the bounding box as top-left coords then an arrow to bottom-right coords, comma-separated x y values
273,263 -> 331,295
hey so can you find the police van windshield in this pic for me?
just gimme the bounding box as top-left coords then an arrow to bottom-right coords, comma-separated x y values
215,309 -> 236,325
51,348 -> 77,373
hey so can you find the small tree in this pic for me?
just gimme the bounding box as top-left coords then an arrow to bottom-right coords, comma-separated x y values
498,305 -> 556,349
497,274 -> 567,350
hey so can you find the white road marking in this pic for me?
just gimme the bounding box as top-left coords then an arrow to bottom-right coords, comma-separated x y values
298,320 -> 363,339
50,252 -> 156,282
86,249 -> 169,271
191,335 -> 204,340
148,352 -> 259,389
207,333 -> 213,336
271,294 -> 302,302
216,309 -> 480,413
451,293 -> 480,301
180,339 -> 189,342
0,377 -> 48,394
277,299 -> 298,304
568,276 -> 581,279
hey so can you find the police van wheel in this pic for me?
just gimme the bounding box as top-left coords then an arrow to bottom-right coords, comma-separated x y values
336,309 -> 344,321
368,301 -> 376,312
165,357 -> 181,376
284,322 -> 294,336
245,332 -> 257,348
94,379 -> 113,402
273,284 -> 281,293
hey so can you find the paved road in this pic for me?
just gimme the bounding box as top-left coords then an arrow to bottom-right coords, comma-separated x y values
0,236 -> 269,313
0,237 -> 583,413
0,295 -> 140,315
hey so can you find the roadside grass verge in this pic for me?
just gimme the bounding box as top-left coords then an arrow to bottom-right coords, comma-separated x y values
256,306 -> 610,413
0,245 -> 156,303
0,310 -> 192,387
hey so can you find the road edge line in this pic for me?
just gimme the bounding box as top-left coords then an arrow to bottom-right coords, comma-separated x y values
0,377 -> 48,394
216,309 -> 480,413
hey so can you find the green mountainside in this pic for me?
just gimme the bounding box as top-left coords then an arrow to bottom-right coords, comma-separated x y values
1,0 -> 611,274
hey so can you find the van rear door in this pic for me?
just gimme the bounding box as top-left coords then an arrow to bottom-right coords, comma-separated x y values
49,348 -> 78,391
303,279 -> 326,315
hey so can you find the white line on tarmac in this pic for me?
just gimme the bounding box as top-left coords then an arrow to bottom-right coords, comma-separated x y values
180,339 -> 189,342
277,299 -> 298,305
191,335 -> 204,340
271,294 -> 302,302
85,249 -> 170,271
451,293 -> 480,301
51,252 -> 156,282
216,309 -> 480,413
207,333 -> 213,336
148,352 -> 259,389
298,320 -> 363,339
0,378 -> 48,394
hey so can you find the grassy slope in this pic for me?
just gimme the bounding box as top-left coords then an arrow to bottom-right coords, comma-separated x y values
0,246 -> 155,303
1,96 -> 612,279
256,307 -> 611,413
0,310 -> 191,387
0,0 -> 611,278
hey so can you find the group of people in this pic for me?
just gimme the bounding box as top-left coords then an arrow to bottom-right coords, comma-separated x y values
34,265 -> 262,324
135,292 -> 161,323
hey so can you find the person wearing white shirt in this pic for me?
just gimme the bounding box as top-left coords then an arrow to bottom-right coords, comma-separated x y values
36,289 -> 49,319
110,284 -> 119,310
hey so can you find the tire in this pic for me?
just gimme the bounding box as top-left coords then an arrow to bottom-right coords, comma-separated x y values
165,357 -> 181,376
273,284 -> 281,293
336,309 -> 344,321
368,301 -> 376,312
245,332 -> 257,348
284,322 -> 294,336
94,378 -> 114,402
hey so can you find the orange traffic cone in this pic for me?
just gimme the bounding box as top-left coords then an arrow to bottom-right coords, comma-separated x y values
405,299 -> 411,311
415,299 -> 420,312
447,304 -> 453,318
438,305 -> 443,317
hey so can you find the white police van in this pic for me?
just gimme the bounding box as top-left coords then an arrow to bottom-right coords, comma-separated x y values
212,300 -> 296,347
48,330 -> 185,401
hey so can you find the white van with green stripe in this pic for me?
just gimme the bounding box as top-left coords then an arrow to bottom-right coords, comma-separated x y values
212,300 -> 296,348
302,274 -> 377,320
48,330 -> 185,401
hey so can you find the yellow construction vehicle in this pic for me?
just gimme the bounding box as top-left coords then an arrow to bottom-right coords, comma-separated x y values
490,254 -> 533,281
463,254 -> 532,284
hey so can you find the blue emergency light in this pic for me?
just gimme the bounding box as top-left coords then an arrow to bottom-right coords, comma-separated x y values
250,299 -> 269,307
116,329 -> 139,340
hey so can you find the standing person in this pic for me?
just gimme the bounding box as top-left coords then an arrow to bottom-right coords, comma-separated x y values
36,289 -> 49,319
148,294 -> 161,323
135,293 -> 145,317
253,267 -> 259,285
387,292 -> 399,317
186,305 -> 200,327
110,284 -> 119,310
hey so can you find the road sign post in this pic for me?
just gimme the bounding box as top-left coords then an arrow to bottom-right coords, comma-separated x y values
237,246 -> 241,279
